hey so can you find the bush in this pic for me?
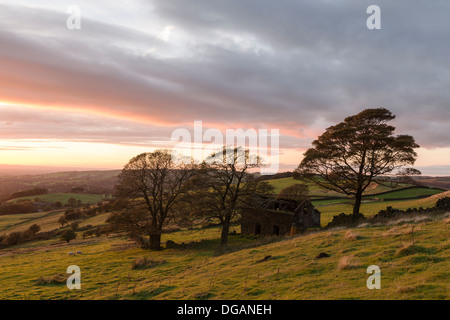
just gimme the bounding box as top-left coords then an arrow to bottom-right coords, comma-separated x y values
60,229 -> 77,244
3,232 -> 24,246
70,222 -> 79,231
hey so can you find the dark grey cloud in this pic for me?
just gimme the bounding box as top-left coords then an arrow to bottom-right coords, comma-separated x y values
0,0 -> 449,154
147,0 -> 450,147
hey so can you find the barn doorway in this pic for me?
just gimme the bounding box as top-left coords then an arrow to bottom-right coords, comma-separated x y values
255,223 -> 261,235
273,225 -> 280,236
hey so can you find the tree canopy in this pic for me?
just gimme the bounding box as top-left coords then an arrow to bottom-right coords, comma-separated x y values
111,149 -> 197,250
295,108 -> 420,214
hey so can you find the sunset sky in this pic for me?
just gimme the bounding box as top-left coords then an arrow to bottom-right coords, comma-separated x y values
0,0 -> 449,175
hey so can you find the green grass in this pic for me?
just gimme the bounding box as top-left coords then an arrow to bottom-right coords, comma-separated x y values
268,177 -> 414,197
0,211 -> 55,231
267,178 -> 447,226
0,180 -> 448,300
317,191 -> 450,226
0,213 -> 448,300
368,187 -> 444,200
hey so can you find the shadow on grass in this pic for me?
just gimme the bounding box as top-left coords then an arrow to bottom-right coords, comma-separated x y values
163,234 -> 285,257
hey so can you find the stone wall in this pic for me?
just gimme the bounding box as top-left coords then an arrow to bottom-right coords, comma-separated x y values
241,209 -> 293,236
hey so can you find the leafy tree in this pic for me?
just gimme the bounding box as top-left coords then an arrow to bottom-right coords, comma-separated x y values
111,150 -> 197,250
60,229 -> 76,244
295,108 -> 420,215
70,221 -> 79,231
58,216 -> 67,227
67,197 -> 77,207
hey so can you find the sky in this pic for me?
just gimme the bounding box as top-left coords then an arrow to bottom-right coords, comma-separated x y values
0,0 -> 449,175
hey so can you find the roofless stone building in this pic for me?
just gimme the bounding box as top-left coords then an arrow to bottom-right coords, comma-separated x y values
240,198 -> 321,236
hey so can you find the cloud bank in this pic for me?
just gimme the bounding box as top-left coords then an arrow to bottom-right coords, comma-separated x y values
0,0 -> 449,171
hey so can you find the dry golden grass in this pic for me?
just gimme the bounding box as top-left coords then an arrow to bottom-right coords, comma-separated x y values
337,255 -> 361,270
35,273 -> 68,285
344,230 -> 360,241
382,225 -> 421,237
395,242 -> 415,257
396,285 -> 417,294
131,257 -> 166,270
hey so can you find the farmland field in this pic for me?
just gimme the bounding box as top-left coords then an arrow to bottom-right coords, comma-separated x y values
0,212 -> 448,300
7,193 -> 104,204
0,176 -> 448,300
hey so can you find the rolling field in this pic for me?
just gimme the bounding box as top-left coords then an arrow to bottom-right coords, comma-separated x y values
0,212 -> 448,300
317,191 -> 450,226
0,178 -> 448,300
267,178 -> 411,196
7,193 -> 104,204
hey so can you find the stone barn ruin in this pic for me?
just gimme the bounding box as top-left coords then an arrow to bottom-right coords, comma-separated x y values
241,198 -> 321,236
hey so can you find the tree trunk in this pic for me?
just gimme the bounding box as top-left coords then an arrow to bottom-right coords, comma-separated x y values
150,233 -> 161,250
220,222 -> 230,248
353,190 -> 363,214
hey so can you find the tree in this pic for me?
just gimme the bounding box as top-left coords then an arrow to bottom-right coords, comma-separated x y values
24,224 -> 41,240
60,229 -> 76,244
277,184 -> 309,202
67,197 -> 77,207
112,150 -> 197,250
70,221 -> 79,231
295,108 -> 420,215
193,146 -> 274,249
58,216 -> 67,227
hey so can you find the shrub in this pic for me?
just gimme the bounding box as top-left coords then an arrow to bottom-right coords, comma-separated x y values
3,232 -> 24,246
70,222 -> 79,231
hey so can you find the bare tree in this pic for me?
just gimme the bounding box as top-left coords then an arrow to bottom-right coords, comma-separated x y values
112,150 -> 197,250
192,146 -> 274,249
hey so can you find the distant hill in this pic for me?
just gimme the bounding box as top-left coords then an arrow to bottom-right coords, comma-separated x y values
0,170 -> 121,200
0,164 -> 119,176
413,176 -> 450,190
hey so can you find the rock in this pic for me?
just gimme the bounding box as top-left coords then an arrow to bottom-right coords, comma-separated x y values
257,255 -> 272,263
315,252 -> 330,259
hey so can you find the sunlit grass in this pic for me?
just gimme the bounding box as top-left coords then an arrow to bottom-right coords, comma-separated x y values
0,213 -> 447,300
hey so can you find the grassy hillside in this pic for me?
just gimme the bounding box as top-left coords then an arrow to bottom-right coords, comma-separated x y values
368,187 -> 445,200
267,177 -> 411,197
0,212 -> 448,300
8,193 -> 104,204
0,177 -> 448,300
317,191 -> 450,226
266,177 -> 447,226
0,211 -> 58,232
